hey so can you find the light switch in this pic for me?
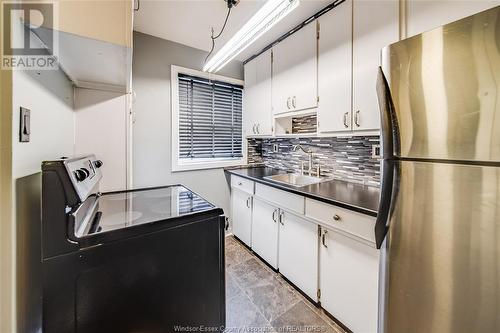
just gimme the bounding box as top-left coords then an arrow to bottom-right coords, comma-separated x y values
19,107 -> 30,142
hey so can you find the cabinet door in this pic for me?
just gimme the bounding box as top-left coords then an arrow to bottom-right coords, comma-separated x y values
251,198 -> 279,269
352,0 -> 398,131
320,228 -> 379,333
243,59 -> 257,136
231,189 -> 252,247
318,0 -> 352,133
254,50 -> 273,135
273,22 -> 318,114
243,51 -> 273,136
278,211 -> 318,301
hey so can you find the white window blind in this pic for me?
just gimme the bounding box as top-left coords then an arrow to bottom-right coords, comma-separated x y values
178,73 -> 243,160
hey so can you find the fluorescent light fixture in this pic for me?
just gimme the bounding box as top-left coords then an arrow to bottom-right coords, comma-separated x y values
203,0 -> 300,73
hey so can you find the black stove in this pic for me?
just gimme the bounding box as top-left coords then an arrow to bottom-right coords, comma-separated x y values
40,155 -> 226,333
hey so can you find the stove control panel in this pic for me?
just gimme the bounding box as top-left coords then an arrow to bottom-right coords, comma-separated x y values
64,155 -> 103,202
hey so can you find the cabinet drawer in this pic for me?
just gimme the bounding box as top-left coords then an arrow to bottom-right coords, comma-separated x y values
305,198 -> 375,243
231,176 -> 254,195
254,183 -> 304,214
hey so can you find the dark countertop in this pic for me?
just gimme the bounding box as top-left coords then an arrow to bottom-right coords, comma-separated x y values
225,166 -> 379,217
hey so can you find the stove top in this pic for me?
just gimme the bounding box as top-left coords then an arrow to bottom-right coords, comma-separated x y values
94,186 -> 215,233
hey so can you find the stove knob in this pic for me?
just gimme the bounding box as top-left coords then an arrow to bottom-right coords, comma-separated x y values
93,160 -> 103,168
81,168 -> 90,177
74,169 -> 87,182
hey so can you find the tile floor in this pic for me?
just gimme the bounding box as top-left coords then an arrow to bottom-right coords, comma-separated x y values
225,236 -> 347,333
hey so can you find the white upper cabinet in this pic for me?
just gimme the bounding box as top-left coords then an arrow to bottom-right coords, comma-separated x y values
243,50 -> 273,136
406,0 -> 500,38
318,0 -> 352,133
352,0 -> 399,131
272,22 -> 318,115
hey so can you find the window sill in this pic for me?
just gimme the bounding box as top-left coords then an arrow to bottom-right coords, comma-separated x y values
172,158 -> 245,172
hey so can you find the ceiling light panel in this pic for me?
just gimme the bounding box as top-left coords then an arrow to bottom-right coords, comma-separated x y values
203,0 -> 300,73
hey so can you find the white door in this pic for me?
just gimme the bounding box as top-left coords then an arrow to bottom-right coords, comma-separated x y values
273,22 -> 318,114
243,59 -> 257,136
231,189 -> 252,246
278,211 -> 319,301
352,0 -> 398,131
254,50 -> 273,135
251,198 -> 279,269
320,228 -> 379,333
317,0 -> 352,133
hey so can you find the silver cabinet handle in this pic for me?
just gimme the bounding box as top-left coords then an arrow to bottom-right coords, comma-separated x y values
238,182 -> 243,186
279,211 -> 284,225
292,96 -> 296,108
322,230 -> 328,248
343,112 -> 349,128
286,97 -> 291,109
272,208 -> 278,223
333,214 -> 341,221
256,123 -> 260,134
246,197 -> 251,208
355,110 -> 360,127
252,124 -> 256,134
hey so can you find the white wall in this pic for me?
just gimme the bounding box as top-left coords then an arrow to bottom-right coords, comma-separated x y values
132,32 -> 244,220
7,15 -> 76,333
405,0 -> 500,37
12,70 -> 75,178
74,88 -> 128,192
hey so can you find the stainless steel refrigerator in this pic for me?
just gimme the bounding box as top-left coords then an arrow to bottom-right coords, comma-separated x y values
375,6 -> 500,333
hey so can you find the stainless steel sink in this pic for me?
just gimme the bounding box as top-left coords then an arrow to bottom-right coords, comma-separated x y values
264,173 -> 324,187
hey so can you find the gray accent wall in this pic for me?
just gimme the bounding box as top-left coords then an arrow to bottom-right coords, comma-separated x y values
248,136 -> 381,187
132,31 -> 244,219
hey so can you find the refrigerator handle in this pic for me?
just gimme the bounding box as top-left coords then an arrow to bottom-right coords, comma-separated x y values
376,67 -> 400,159
375,160 -> 397,249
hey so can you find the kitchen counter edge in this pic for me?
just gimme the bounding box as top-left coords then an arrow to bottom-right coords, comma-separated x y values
225,167 -> 379,217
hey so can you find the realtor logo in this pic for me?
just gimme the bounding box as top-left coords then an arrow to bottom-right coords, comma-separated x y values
1,1 -> 58,70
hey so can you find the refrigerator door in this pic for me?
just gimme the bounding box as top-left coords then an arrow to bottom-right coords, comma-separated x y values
380,160 -> 500,333
381,5 -> 500,162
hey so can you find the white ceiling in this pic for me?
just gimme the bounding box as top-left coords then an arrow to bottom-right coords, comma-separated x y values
133,0 -> 332,62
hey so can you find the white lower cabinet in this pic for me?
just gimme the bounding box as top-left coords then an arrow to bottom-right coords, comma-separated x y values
320,227 -> 379,333
231,177 -> 380,333
251,198 -> 279,269
231,188 -> 253,247
278,210 -> 319,301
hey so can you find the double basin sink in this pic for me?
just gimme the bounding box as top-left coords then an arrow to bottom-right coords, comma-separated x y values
264,173 -> 325,188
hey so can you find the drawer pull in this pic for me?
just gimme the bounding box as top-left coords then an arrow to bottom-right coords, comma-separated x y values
333,214 -> 341,221
238,182 -> 243,186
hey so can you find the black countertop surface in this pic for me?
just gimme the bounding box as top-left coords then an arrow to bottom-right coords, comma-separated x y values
225,166 -> 380,217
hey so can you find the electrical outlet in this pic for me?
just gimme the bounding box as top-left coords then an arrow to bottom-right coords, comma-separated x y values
273,144 -> 279,152
372,144 -> 381,158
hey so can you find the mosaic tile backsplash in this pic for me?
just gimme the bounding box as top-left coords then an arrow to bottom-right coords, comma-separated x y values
247,136 -> 381,187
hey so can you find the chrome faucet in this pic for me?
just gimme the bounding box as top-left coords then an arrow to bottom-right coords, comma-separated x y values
293,144 -> 314,176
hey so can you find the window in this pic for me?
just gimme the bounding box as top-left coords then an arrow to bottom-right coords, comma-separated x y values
171,66 -> 245,171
